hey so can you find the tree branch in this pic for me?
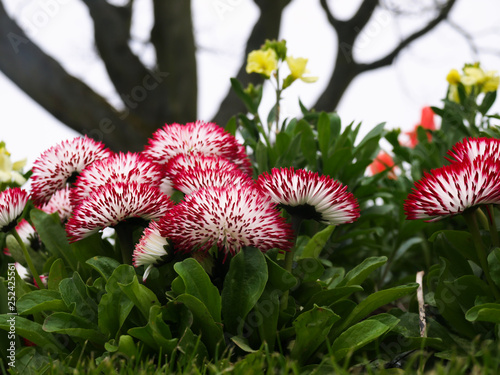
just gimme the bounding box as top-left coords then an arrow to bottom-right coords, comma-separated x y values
211,0 -> 291,126
0,2 -> 146,151
358,0 -> 457,72
151,0 -> 197,124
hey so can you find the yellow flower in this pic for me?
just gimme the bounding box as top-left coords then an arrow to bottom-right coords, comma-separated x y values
0,144 -> 27,186
286,56 -> 318,83
246,49 -> 278,78
446,69 -> 461,85
461,66 -> 486,86
482,70 -> 499,93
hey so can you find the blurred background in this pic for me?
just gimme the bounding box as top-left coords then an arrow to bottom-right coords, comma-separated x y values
1,0 -> 500,166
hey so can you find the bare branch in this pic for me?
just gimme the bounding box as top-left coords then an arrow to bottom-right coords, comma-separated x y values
212,0 -> 291,126
0,2 -> 146,151
358,0 -> 457,73
319,0 -> 343,31
446,19 -> 479,57
151,0 -> 197,124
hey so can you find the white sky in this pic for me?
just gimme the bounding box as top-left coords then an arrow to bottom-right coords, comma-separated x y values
1,0 -> 500,167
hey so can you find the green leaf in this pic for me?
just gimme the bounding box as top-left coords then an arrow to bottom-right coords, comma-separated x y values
118,271 -> 159,320
330,319 -> 393,361
222,248 -> 268,334
0,315 -> 67,354
59,272 -> 98,322
86,256 -> 121,282
98,264 -> 135,337
304,285 -> 363,311
465,303 -> 500,324
338,256 -> 387,287
225,116 -> 237,136
128,305 -> 178,355
291,305 -> 340,365
317,112 -> 331,157
429,230 -> 479,266
30,209 -> 77,271
295,119 -> 317,167
265,254 -> 297,292
254,286 -> 280,349
488,248 -> 500,289
333,283 -> 418,336
479,91 -> 497,115
176,294 -> 225,356
353,122 -> 386,159
47,258 -> 67,291
255,141 -> 269,174
17,289 -> 68,315
230,78 -> 257,113
43,312 -> 106,344
300,225 -> 335,259
174,258 -> 221,323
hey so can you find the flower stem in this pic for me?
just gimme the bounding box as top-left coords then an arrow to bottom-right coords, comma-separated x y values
487,205 -> 499,248
115,222 -> 134,265
464,210 -> 500,300
12,228 -> 45,289
280,216 -> 303,311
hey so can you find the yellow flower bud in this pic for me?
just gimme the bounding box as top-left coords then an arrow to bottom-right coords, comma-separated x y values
246,49 -> 278,78
286,56 -> 318,83
0,144 -> 27,185
461,66 -> 485,86
446,69 -> 461,85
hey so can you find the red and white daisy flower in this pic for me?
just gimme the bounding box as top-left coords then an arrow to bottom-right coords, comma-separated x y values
71,152 -> 163,205
38,187 -> 73,222
143,121 -> 252,175
404,157 -> 500,222
0,188 -> 29,232
256,167 -> 360,225
160,185 -> 293,257
31,136 -> 113,205
160,153 -> 242,195
446,137 -> 500,164
14,219 -> 38,247
66,182 -> 173,242
133,221 -> 170,281
173,167 -> 254,195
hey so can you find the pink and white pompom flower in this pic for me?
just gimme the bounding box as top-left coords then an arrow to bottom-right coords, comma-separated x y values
159,185 -> 294,258
256,167 -> 360,226
30,136 -> 113,205
0,188 -> 29,232
66,182 -> 173,242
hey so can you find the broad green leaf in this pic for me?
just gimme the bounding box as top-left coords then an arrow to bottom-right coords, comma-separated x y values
275,132 -> 292,157
0,315 -> 66,354
330,319 -> 392,361
177,327 -> 209,366
174,258 -> 221,322
43,312 -> 106,344
222,248 -> 268,334
291,305 -> 340,365
230,78 -> 257,113
47,258 -> 67,291
255,286 -> 280,349
445,275 -> 493,310
488,248 -> 500,289
128,305 -> 178,356
293,258 -> 324,283
465,303 -> 500,324
429,230 -> 479,266
230,336 -> 257,353
265,254 -> 297,292
300,225 -> 336,259
176,294 -> 225,356
333,283 -> 418,336
118,271 -> 159,320
30,209 -> 77,271
338,256 -> 387,287
17,289 -> 68,315
98,264 -> 135,337
434,258 -> 476,339
86,256 -> 121,282
59,272 -> 98,322
353,122 -> 386,159
304,285 -> 363,311
322,148 -> 351,177
225,116 -> 237,136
